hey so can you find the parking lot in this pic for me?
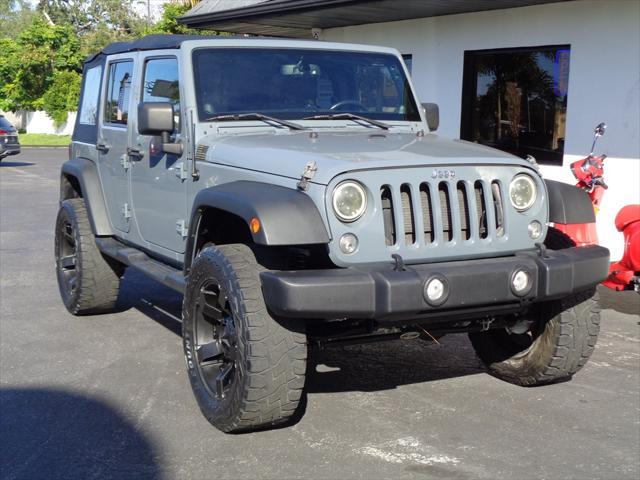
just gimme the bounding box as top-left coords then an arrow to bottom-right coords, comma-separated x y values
1,148 -> 639,480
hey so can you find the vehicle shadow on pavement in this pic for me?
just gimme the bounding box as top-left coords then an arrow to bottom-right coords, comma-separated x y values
0,387 -> 161,480
0,161 -> 35,167
117,268 -> 183,336
598,285 -> 640,316
305,337 -> 485,394
118,269 -> 486,396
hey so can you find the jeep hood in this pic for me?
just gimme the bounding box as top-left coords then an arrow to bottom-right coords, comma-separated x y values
198,130 -> 531,185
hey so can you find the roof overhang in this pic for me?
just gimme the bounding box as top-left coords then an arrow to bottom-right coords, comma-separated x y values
179,0 -> 573,38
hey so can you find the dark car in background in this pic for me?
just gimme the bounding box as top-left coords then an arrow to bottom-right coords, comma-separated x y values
0,115 -> 21,161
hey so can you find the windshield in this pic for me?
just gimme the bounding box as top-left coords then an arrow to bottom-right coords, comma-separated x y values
192,48 -> 420,122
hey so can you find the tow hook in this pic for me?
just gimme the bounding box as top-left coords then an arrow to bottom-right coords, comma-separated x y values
392,253 -> 406,272
480,318 -> 495,331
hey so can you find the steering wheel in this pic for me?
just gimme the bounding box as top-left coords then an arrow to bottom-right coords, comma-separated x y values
330,100 -> 367,112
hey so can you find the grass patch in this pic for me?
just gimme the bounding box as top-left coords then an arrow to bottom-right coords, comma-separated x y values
19,133 -> 71,146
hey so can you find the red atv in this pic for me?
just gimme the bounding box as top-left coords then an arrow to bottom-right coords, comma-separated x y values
565,123 -> 640,292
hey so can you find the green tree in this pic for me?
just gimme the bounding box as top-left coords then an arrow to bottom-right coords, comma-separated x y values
42,70 -> 81,126
36,0 -> 148,57
37,0 -> 145,35
0,0 -> 36,37
151,1 -> 221,35
0,18 -> 82,112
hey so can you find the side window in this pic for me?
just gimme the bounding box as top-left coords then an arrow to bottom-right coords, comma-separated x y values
142,57 -> 180,131
105,61 -> 133,125
78,64 -> 102,125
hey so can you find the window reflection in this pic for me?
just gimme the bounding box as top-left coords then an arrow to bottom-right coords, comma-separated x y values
462,46 -> 571,165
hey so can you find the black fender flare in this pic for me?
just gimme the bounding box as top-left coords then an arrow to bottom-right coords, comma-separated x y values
186,180 -> 330,260
545,179 -> 596,224
60,158 -> 113,236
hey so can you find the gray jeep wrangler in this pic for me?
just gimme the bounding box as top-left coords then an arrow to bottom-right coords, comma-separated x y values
56,35 -> 610,432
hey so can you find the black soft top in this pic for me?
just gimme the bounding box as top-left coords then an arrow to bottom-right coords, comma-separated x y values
84,34 -> 228,63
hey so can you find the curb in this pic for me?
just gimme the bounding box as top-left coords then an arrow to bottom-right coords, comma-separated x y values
21,146 -> 69,149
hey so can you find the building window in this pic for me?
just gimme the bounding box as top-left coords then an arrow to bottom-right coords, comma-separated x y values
461,45 -> 571,165
402,54 -> 413,75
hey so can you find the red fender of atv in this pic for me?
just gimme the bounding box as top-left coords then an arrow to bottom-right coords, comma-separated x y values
603,204 -> 640,291
553,222 -> 599,247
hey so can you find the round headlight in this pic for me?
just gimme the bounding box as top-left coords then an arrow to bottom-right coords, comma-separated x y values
509,174 -> 537,211
332,181 -> 367,222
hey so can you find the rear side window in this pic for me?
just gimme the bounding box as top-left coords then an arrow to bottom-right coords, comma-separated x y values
142,57 -> 180,131
78,65 -> 102,126
105,61 -> 133,125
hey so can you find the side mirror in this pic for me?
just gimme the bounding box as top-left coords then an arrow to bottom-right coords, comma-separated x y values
594,122 -> 606,137
138,102 -> 174,135
137,102 -> 183,155
421,102 -> 439,132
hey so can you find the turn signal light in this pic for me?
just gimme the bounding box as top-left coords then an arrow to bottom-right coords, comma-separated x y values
250,217 -> 261,234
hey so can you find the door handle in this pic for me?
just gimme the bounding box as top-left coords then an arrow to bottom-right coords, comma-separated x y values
127,146 -> 144,159
96,142 -> 110,153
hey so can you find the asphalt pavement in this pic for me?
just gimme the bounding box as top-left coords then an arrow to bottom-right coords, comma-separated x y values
1,148 -> 639,480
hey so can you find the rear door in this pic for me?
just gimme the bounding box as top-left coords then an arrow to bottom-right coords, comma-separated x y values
130,54 -> 187,253
98,55 -> 136,233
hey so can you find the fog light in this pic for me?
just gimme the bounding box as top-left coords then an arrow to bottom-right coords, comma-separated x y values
339,233 -> 358,254
528,220 -> 542,239
511,269 -> 531,296
423,275 -> 449,306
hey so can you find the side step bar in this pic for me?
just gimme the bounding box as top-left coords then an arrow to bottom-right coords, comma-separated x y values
95,237 -> 186,293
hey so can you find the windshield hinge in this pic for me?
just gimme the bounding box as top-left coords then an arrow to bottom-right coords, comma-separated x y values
297,161 -> 318,191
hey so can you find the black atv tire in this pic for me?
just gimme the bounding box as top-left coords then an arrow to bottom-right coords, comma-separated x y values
54,198 -> 125,315
182,244 -> 307,433
468,227 -> 600,386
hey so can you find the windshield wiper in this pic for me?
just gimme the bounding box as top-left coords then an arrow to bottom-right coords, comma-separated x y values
203,113 -> 307,131
302,113 -> 390,130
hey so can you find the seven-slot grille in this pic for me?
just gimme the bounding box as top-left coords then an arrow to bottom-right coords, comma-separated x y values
381,178 -> 505,247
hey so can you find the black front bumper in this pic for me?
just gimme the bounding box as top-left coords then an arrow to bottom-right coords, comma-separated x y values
260,245 -> 610,320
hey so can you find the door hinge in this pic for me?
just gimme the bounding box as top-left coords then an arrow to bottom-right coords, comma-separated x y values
174,162 -> 188,181
120,153 -> 131,170
121,203 -> 132,219
176,219 -> 188,238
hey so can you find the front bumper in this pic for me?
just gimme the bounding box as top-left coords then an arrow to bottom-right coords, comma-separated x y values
260,245 -> 610,320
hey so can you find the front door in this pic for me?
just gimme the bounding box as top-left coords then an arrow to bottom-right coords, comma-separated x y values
98,56 -> 135,233
130,55 -> 187,253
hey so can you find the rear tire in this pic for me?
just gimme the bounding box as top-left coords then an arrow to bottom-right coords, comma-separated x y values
54,198 -> 125,315
182,244 -> 307,432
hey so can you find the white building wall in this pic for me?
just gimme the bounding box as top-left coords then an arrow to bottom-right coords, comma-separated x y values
23,111 -> 76,135
324,0 -> 640,260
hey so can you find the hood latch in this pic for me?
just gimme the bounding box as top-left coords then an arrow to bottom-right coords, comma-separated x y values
297,161 -> 318,191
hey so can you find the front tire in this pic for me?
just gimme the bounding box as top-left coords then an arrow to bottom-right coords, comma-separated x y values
469,288 -> 600,386
182,244 -> 307,433
54,198 -> 125,315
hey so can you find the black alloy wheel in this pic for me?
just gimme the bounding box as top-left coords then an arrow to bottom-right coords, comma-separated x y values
193,280 -> 239,400
56,218 -> 79,299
